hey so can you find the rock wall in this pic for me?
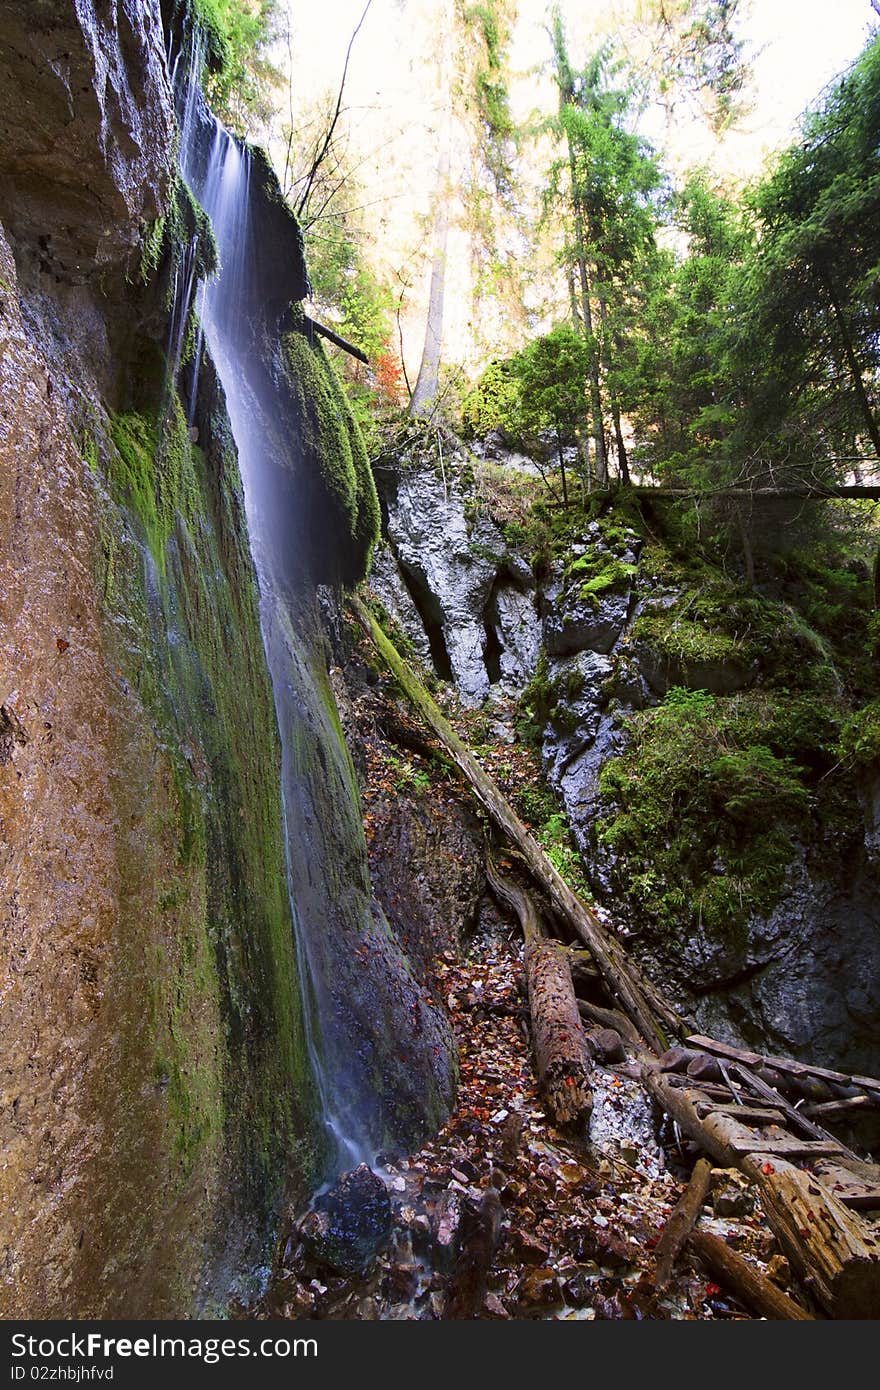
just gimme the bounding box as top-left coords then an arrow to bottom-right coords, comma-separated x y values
0,0 -> 455,1317
371,441 -> 880,1075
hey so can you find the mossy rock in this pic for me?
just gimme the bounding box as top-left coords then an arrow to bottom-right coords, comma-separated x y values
282,324 -> 380,584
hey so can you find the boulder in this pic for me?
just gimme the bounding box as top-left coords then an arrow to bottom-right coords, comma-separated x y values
301,1165 -> 393,1275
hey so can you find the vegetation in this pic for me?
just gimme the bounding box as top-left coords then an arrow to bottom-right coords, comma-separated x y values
193,0 -> 281,134
283,321 -> 381,578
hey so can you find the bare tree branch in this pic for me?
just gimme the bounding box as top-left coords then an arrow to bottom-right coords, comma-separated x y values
295,0 -> 374,220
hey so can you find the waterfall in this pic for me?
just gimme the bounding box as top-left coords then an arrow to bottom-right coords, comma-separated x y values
171,39 -> 370,1180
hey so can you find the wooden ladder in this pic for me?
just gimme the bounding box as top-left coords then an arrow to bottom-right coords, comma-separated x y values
642,1036 -> 880,1318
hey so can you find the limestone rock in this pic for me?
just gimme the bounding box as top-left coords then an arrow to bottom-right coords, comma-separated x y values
0,0 -> 175,282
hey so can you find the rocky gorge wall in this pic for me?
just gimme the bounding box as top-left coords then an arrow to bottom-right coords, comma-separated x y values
0,0 -> 454,1317
369,432 -> 880,1076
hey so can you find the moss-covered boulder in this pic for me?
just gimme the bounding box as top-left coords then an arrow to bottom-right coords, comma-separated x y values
282,323 -> 380,584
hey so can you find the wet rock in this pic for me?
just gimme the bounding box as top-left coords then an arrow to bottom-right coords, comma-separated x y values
568,1225 -> 633,1270
367,543 -> 434,664
302,1166 -> 393,1276
0,0 -> 175,282
491,583 -> 541,693
509,1228 -> 552,1265
382,464 -> 505,705
542,578 -> 631,658
517,1267 -> 560,1307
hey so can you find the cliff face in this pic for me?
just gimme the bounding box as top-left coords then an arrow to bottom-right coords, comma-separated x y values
0,0 -> 453,1317
371,435 -> 880,1076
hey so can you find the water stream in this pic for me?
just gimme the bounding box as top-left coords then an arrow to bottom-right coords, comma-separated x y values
171,36 -> 370,1180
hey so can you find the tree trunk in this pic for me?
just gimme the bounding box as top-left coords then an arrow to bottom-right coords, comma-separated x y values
486,863 -> 593,1128
556,425 -> 569,507
409,136 -> 450,418
574,245 -> 608,485
821,271 -> 880,461
353,599 -> 673,1052
598,294 -> 630,485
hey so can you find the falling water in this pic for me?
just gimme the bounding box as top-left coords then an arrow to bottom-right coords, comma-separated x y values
171,40 -> 369,1179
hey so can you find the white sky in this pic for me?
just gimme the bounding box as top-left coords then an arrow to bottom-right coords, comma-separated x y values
277,0 -> 878,369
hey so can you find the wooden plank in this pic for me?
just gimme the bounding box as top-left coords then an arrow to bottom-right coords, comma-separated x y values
725,1137 -> 844,1159
686,1035 -> 880,1099
731,1062 -> 862,1162
812,1161 -> 880,1211
695,1103 -> 784,1125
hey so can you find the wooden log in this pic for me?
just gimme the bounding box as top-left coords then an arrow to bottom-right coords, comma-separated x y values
686,1035 -> 880,1104
584,1026 -> 627,1063
643,1070 -> 731,1164
687,1228 -> 814,1320
742,1155 -> 880,1319
485,859 -> 540,943
302,314 -> 369,364
526,935 -> 594,1127
644,1072 -> 880,1317
659,1046 -> 708,1074
487,860 -> 594,1127
804,1096 -> 872,1120
654,1157 -> 712,1290
567,947 -> 601,982
576,999 -> 641,1049
354,597 -> 672,1051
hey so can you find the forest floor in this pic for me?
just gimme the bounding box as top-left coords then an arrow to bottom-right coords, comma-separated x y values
263,923 -> 795,1319
256,631 -> 809,1320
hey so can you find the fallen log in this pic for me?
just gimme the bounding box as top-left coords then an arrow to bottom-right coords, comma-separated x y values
685,1035 -> 880,1105
576,998 -> 642,1050
644,1070 -> 880,1318
527,935 -> 595,1127
487,861 -> 593,1128
353,597 -> 673,1051
444,1188 -> 504,1319
688,1229 -> 814,1320
743,1156 -> 880,1320
654,1157 -> 712,1291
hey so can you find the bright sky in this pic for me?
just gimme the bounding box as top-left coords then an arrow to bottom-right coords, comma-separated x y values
285,0 -> 877,162
277,0 -> 878,369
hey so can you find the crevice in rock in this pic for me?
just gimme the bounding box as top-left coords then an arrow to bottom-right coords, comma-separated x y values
482,584 -> 505,685
690,957 -> 772,995
395,556 -> 454,682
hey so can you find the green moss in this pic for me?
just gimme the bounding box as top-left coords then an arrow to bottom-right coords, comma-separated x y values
108,396 -> 203,572
93,372 -> 322,1292
839,700 -> 880,766
596,686 -> 822,936
633,608 -> 744,667
283,325 -> 380,580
